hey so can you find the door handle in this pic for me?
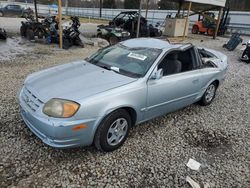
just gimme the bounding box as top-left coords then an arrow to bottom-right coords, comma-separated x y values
192,79 -> 199,84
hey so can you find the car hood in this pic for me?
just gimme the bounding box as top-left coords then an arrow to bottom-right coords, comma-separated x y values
25,60 -> 137,102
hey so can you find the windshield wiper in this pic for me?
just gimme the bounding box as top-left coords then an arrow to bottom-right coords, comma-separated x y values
98,64 -> 111,71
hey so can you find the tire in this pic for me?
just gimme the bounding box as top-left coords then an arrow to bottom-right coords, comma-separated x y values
199,82 -> 218,106
192,25 -> 199,34
26,29 -> 34,40
63,38 -> 73,49
36,29 -> 44,39
207,28 -> 215,36
96,33 -> 102,38
20,25 -> 27,37
0,12 -> 4,17
74,37 -> 84,48
94,109 -> 131,152
22,13 -> 28,18
109,35 -> 119,45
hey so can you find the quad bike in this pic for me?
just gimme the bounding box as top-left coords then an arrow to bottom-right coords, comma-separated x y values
241,40 -> 250,64
110,11 -> 161,38
62,16 -> 84,49
20,15 -> 51,40
0,27 -> 7,40
97,11 -> 161,44
97,25 -> 130,45
49,16 -> 84,49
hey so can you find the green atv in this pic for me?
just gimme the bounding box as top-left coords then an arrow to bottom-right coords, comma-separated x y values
97,25 -> 130,45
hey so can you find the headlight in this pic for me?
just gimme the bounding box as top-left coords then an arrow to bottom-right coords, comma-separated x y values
43,99 -> 80,118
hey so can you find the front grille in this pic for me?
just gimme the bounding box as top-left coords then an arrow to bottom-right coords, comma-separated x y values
21,87 -> 43,112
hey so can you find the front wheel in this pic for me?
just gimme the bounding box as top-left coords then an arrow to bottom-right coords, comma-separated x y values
199,82 -> 218,106
0,12 -> 4,17
192,25 -> 199,34
20,25 -> 27,37
63,38 -> 73,49
94,109 -> 131,152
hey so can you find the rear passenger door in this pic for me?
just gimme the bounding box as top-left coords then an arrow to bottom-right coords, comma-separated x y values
145,47 -> 202,120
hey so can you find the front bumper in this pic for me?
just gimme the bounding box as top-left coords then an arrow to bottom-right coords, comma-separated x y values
18,90 -> 99,148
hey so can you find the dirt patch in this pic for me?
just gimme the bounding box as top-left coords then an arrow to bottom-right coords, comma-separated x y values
183,128 -> 232,151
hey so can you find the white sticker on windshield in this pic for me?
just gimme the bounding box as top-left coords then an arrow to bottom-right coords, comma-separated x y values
128,53 -> 147,61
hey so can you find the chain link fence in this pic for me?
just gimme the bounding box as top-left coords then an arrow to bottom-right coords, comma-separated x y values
0,1 -> 250,34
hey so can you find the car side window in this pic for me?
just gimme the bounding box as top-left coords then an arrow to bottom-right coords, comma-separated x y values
158,48 -> 197,76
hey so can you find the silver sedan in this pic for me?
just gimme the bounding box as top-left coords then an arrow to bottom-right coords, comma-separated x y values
18,38 -> 228,152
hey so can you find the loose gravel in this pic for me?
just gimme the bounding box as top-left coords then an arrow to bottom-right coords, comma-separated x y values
0,35 -> 249,188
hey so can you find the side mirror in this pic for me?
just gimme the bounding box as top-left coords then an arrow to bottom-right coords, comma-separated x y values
151,68 -> 163,80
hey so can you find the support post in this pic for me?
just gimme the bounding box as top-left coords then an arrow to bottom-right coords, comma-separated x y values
65,0 -> 68,15
58,0 -> 63,49
100,0 -> 103,18
183,1 -> 192,40
145,0 -> 149,19
213,7 -> 223,39
136,0 -> 142,38
34,0 -> 38,22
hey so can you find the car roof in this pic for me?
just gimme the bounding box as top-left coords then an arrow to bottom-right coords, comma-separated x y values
121,38 -> 185,50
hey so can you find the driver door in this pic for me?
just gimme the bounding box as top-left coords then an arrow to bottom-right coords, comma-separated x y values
145,49 -> 202,120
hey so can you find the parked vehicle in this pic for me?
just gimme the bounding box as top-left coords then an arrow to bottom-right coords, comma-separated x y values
110,11 -> 161,38
0,27 -> 7,40
192,8 -> 230,36
241,40 -> 250,64
20,15 -> 51,40
18,38 -> 228,152
61,16 -> 84,49
97,11 -> 161,44
49,16 -> 84,49
97,24 -> 130,45
0,4 -> 33,18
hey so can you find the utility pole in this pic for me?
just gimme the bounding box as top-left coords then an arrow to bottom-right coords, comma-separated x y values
34,0 -> 38,22
58,0 -> 63,49
145,0 -> 149,19
136,0 -> 142,38
100,0 -> 103,18
65,0 -> 68,15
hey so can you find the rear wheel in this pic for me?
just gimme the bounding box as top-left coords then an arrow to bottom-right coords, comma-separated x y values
94,109 -> 131,152
0,12 -> 4,17
207,28 -> 215,36
109,35 -> 119,45
192,25 -> 199,34
22,13 -> 28,18
20,25 -> 27,37
26,29 -> 35,40
199,82 -> 218,106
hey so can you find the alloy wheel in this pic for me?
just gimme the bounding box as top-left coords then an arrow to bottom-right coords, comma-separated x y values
107,118 -> 128,146
205,84 -> 216,103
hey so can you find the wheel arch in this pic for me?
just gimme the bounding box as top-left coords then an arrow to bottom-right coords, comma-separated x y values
213,79 -> 220,88
104,106 -> 137,126
91,105 -> 138,146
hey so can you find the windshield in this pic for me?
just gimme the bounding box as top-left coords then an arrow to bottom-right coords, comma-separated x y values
87,44 -> 162,78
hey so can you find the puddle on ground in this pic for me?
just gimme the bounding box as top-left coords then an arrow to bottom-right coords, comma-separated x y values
0,37 -> 33,61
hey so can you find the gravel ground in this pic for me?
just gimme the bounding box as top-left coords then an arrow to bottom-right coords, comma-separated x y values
0,35 -> 250,187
